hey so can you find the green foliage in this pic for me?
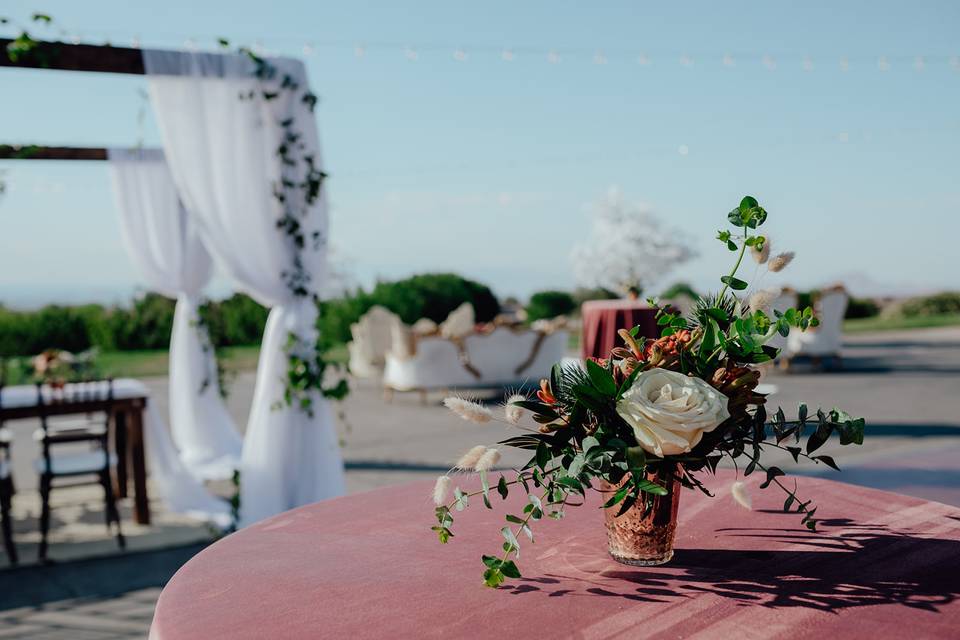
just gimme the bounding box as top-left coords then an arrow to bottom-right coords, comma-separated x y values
526,290 -> 576,322
844,297 -> 880,320
571,286 -> 619,306
316,273 -> 501,348
0,293 -> 270,357
900,292 -> 960,318
660,282 -> 699,300
368,273 -> 500,325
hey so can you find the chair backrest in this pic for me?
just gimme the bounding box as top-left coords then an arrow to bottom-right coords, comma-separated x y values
439,303 -> 476,339
351,306 -> 401,366
815,289 -> 849,340
36,379 -> 114,474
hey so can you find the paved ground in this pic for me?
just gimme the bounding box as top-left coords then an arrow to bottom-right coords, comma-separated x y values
1,326 -> 958,638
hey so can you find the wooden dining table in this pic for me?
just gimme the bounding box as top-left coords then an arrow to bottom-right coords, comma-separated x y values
0,380 -> 152,525
150,469 -> 960,639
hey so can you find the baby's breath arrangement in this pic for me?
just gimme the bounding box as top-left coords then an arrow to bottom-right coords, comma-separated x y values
430,196 -> 866,588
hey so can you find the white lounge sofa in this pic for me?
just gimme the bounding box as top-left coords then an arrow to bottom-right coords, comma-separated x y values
384,326 -> 569,393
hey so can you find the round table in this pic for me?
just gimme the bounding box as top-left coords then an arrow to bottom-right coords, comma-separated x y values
151,470 -> 960,639
580,299 -> 659,360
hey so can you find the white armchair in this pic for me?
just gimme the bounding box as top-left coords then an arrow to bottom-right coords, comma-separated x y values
785,287 -> 848,368
348,306 -> 402,378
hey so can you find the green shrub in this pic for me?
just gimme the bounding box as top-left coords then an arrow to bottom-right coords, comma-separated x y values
367,273 -> 499,325
316,273 -> 501,349
571,287 -> 619,307
844,297 -> 880,320
0,304 -> 102,356
209,293 -> 269,346
660,282 -> 699,300
526,290 -> 577,322
900,292 -> 960,317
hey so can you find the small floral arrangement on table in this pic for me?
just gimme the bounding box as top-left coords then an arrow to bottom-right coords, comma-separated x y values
31,348 -> 99,387
429,196 -> 866,588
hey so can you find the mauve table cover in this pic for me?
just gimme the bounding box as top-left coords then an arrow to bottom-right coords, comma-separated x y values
151,469 -> 960,639
580,299 -> 659,361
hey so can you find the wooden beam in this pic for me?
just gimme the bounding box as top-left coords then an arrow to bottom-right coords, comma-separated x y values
0,145 -> 109,160
0,39 -> 145,75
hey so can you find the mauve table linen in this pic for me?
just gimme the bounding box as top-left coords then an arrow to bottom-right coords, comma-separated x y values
151,469 -> 960,639
581,299 -> 659,360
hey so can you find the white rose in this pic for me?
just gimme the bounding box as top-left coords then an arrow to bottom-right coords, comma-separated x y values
616,368 -> 730,457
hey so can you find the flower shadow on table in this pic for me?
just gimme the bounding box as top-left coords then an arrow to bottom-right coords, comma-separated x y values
504,519 -> 960,613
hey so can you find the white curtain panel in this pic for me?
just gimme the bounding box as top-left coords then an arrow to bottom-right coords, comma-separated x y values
143,50 -> 345,525
108,148 -> 242,480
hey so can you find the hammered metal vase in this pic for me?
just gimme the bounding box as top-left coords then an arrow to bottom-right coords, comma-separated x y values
602,465 -> 682,566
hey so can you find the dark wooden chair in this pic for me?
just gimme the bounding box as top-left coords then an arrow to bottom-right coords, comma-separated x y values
34,379 -> 124,562
0,420 -> 17,565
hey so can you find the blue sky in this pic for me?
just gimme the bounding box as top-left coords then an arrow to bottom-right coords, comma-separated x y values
1,0 -> 958,307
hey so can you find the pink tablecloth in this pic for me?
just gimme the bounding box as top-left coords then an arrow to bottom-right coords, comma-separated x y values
151,469 -> 960,639
580,299 -> 659,360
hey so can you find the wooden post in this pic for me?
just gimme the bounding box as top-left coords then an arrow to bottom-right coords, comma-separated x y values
128,400 -> 151,525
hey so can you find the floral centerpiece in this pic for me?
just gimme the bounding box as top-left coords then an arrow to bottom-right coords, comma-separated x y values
31,348 -> 99,387
430,196 -> 866,588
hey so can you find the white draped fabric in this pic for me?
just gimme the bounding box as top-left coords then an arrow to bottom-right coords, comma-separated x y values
108,148 -> 242,481
143,50 -> 345,525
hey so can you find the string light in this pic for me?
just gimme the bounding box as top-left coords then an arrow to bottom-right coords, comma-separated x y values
10,27 -> 957,75
678,144 -> 689,156
837,132 -> 850,143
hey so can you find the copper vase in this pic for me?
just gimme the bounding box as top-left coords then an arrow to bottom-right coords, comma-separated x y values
602,465 -> 682,566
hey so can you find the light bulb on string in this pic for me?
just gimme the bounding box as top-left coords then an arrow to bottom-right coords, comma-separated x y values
761,54 -> 776,71
184,38 -> 196,51
837,132 -> 849,144
877,56 -> 890,72
453,48 -> 467,62
802,56 -> 814,72
722,53 -> 735,67
678,144 -> 689,156
302,43 -> 314,56
354,44 -> 365,58
130,36 -> 140,48
839,56 -> 850,72
593,50 -> 607,65
637,53 -> 651,66
547,50 -> 561,64
951,55 -> 960,71
404,46 -> 418,62
501,48 -> 514,62
679,54 -> 693,67
913,56 -> 925,71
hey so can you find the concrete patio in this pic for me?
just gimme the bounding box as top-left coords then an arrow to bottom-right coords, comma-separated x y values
1,326 -> 958,637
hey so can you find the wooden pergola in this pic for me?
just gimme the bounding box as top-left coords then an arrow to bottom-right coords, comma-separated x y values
1,38 -> 185,159
1,38 -> 204,525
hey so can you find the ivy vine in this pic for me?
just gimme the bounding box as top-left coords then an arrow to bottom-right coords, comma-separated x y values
223,39 -> 350,416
